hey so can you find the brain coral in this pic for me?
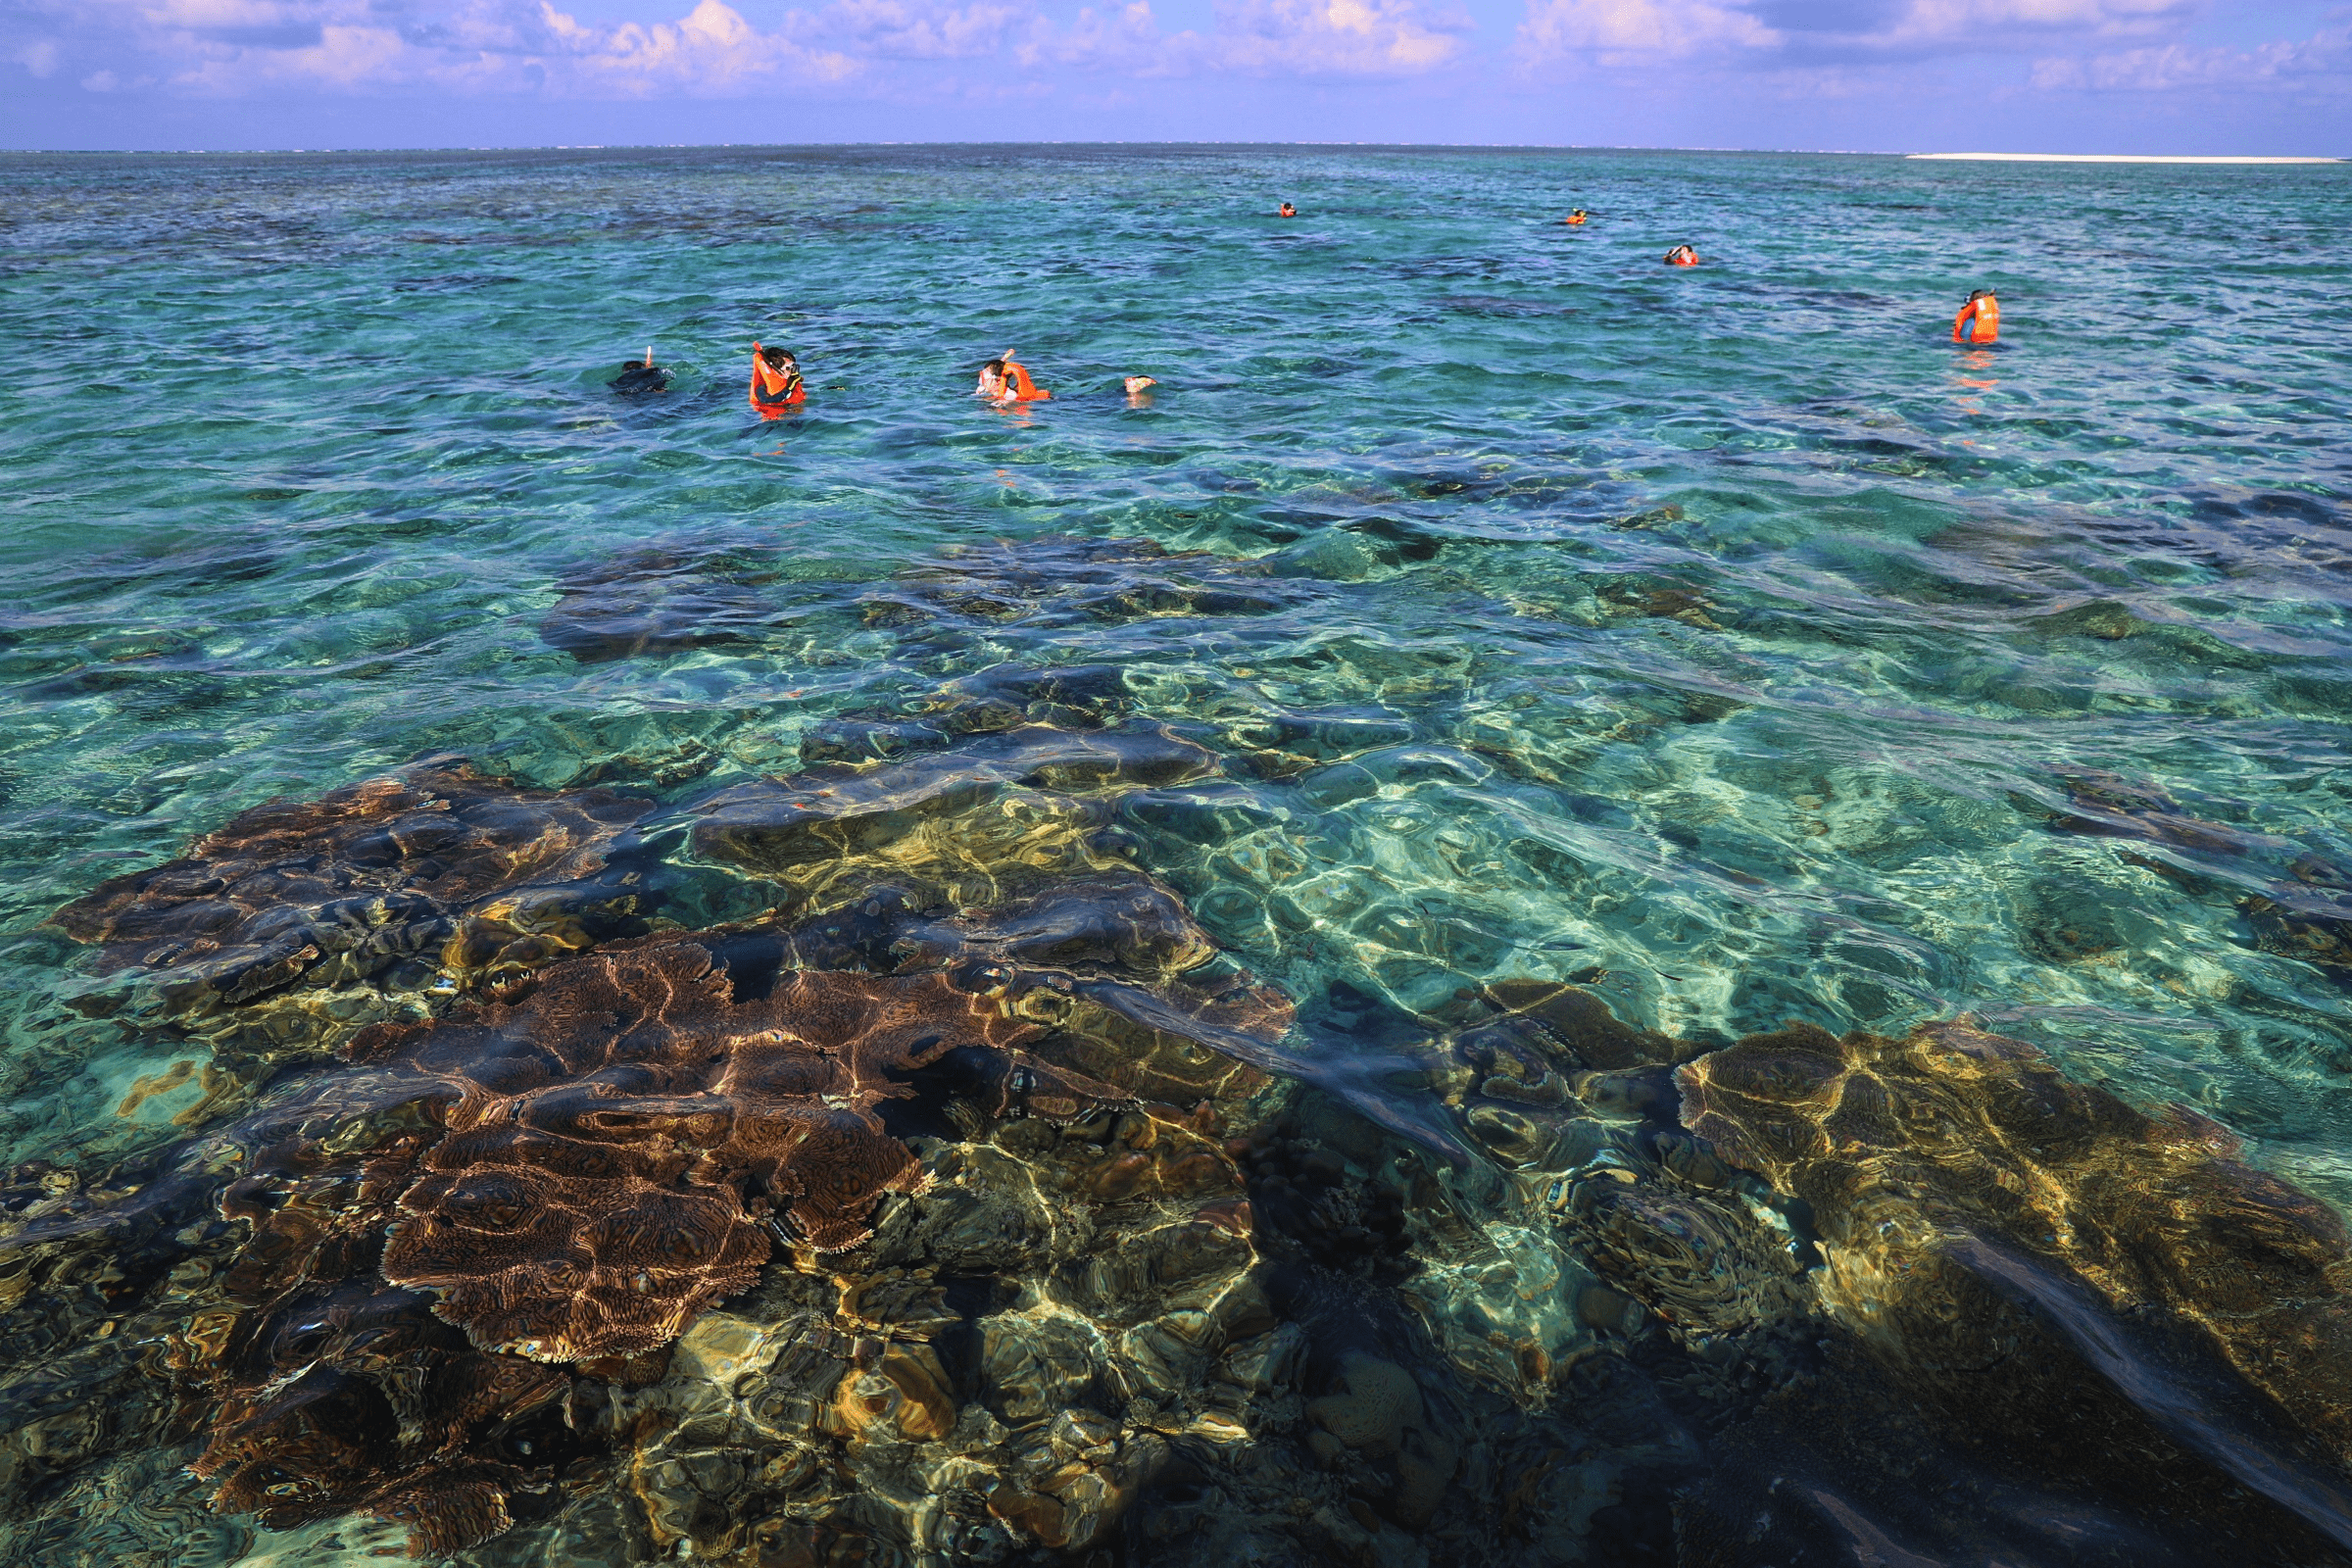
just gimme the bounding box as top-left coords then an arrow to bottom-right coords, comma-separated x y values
351,936 -> 1126,1362
50,760 -> 653,1012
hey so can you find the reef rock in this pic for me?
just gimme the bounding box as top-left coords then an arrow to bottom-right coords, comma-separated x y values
1678,1016 -> 2352,1559
692,722 -> 1217,914
858,536 -> 1312,637
350,937 -> 1127,1361
538,548 -> 788,662
50,760 -> 653,1022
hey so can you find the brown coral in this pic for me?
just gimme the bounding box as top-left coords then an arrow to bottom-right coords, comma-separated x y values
1678,1018 -> 2352,1472
351,937 -> 1126,1362
166,1125 -> 600,1560
50,760 -> 653,1014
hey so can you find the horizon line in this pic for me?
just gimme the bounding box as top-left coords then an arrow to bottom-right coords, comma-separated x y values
2,138 -> 2342,160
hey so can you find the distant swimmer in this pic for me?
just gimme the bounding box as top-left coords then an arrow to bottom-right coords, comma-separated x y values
611,346 -> 669,395
1952,288 -> 2000,344
750,343 -> 805,417
1664,245 -> 1699,267
1278,202 -> 1297,218
1124,375 -> 1156,407
1562,209 -> 1588,226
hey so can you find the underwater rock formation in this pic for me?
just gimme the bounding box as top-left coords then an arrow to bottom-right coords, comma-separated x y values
692,722 -> 1217,914
801,663 -> 1138,766
1679,1016 -> 2352,1561
351,938 -> 1130,1361
6,846 -> 1321,1557
2043,770 -> 2352,988
858,536 -> 1313,637
49,760 -> 654,1026
538,548 -> 795,662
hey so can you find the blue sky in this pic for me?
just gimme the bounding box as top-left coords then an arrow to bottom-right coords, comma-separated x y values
2,0 -> 2344,152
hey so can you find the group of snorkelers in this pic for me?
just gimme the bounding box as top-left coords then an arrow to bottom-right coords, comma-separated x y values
733,344 -> 1155,420
636,207 -> 1998,416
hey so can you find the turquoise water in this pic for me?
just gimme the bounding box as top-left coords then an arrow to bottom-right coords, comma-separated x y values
4,144 -> 2352,1563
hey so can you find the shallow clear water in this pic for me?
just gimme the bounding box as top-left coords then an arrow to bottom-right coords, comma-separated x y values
4,145 -> 2351,1564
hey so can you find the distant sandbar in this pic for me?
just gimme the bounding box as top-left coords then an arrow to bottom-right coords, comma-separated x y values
1907,153 -> 2338,165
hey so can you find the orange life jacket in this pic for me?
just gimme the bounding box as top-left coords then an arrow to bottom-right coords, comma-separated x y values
1953,296 -> 1999,344
1667,250 -> 1697,267
1565,213 -> 1587,225
751,344 -> 805,416
1002,361 -> 1051,402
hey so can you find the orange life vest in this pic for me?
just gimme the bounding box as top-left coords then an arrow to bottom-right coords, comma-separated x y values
751,343 -> 805,416
1667,250 -> 1697,267
1953,296 -> 1999,344
1565,213 -> 1587,225
1002,361 -> 1051,402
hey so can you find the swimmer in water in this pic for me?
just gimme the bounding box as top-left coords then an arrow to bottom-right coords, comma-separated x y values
1124,375 -> 1156,408
1664,244 -> 1699,267
611,345 -> 668,394
976,353 -> 1051,404
1953,287 -> 1999,344
1562,209 -> 1588,226
1278,201 -> 1297,218
750,343 -> 804,416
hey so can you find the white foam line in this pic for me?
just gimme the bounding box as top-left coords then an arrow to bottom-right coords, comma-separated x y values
1908,152 -> 2340,165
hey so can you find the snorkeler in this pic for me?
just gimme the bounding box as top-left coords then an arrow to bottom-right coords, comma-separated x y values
611,345 -> 668,395
1562,209 -> 1588,225
1664,245 -> 1699,267
977,352 -> 1051,404
1278,201 -> 1297,218
1124,375 -> 1156,407
750,343 -> 805,416
1953,288 -> 2000,344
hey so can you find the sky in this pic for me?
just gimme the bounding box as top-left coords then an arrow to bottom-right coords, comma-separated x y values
0,0 -> 2345,152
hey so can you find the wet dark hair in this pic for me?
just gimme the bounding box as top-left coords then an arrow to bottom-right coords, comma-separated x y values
1968,288 -> 1995,303
982,359 -> 1007,377
761,346 -> 796,369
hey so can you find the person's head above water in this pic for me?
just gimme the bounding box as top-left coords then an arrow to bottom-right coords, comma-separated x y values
976,359 -> 1007,397
760,346 -> 797,371
1278,201 -> 1296,217
1967,288 -> 1996,303
1665,245 -> 1699,265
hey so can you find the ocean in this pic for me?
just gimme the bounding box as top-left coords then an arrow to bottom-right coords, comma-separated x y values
3,143 -> 2350,1566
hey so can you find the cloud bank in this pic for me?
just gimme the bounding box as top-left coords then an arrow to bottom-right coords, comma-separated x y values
1,0 -> 2344,147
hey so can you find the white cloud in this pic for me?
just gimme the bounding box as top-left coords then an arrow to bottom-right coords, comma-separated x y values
7,0 -> 857,97
1514,0 -> 2199,68
2031,20 -> 2352,89
2,0 -> 1469,92
1206,0 -> 1469,74
809,0 -> 1028,60
1518,0 -> 1775,62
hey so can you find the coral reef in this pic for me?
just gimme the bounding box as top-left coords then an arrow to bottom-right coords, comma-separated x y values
1679,1016 -> 2352,1562
692,723 -> 1218,914
857,537 -> 1313,639
538,548 -> 791,662
49,760 -> 654,1033
353,939 -> 1118,1360
2042,770 -> 2352,987
20,731 -> 2352,1568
